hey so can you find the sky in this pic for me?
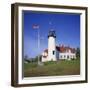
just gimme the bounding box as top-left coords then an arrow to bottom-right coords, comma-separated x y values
23,11 -> 80,58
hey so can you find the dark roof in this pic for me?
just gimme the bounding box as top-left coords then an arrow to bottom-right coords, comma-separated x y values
44,49 -> 48,53
56,46 -> 76,53
43,46 -> 76,53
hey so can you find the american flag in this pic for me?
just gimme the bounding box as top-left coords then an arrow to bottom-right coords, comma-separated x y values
32,24 -> 39,29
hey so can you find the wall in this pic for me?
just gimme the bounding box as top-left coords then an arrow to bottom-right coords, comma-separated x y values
48,37 -> 56,61
59,52 -> 76,60
0,0 -> 89,90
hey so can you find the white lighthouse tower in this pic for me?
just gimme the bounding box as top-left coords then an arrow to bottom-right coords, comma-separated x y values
48,30 -> 56,61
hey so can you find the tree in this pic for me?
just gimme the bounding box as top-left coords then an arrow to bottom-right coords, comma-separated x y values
24,55 -> 30,63
76,48 -> 80,59
34,55 -> 42,62
24,55 -> 28,60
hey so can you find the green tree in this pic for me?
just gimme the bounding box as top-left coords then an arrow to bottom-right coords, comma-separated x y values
24,55 -> 30,63
76,48 -> 80,59
34,55 -> 42,62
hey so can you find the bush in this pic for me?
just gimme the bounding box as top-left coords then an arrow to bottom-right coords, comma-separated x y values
44,61 -> 57,65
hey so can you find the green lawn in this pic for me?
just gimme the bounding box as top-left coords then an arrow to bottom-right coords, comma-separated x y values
24,59 -> 80,77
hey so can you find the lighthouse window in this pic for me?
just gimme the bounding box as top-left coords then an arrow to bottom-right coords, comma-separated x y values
53,51 -> 55,55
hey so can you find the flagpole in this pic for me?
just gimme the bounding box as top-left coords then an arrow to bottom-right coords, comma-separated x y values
33,24 -> 43,66
38,28 -> 40,65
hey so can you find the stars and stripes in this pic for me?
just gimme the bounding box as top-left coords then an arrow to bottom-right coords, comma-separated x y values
32,24 -> 39,29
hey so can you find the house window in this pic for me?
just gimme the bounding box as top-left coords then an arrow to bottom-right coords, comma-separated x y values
61,56 -> 62,59
64,55 -> 66,58
53,51 -> 55,55
67,55 -> 69,59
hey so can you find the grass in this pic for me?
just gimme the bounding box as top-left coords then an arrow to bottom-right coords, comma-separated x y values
24,59 -> 80,77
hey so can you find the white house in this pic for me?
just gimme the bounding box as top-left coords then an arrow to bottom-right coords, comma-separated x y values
41,30 -> 76,62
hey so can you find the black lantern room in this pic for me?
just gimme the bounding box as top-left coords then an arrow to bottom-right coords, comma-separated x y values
48,30 -> 56,38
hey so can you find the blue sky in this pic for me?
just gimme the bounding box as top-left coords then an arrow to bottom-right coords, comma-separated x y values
23,11 -> 80,58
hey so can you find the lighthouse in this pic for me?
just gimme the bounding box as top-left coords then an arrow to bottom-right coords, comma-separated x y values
48,30 -> 56,61
41,29 -> 76,62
